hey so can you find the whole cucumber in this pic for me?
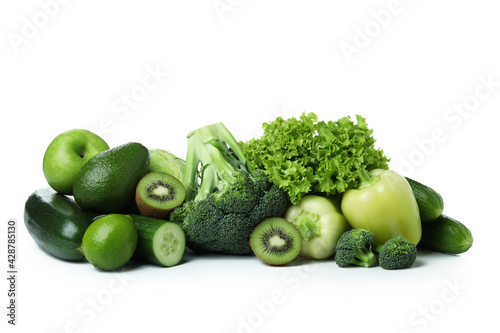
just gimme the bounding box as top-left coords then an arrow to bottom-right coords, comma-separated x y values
24,188 -> 93,260
405,177 -> 444,222
419,215 -> 473,254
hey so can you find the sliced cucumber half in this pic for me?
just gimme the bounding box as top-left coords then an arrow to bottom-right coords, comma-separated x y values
152,222 -> 186,267
130,215 -> 186,267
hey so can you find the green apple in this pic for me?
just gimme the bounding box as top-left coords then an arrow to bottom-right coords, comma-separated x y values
43,129 -> 110,195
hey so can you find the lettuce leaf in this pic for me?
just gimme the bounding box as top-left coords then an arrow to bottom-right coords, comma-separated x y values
241,112 -> 389,204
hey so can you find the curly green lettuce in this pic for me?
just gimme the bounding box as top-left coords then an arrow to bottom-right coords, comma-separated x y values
241,112 -> 389,204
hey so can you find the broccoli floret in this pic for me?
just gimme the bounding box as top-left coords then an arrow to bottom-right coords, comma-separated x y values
248,184 -> 289,223
252,169 -> 272,198
171,122 -> 290,255
215,214 -> 256,254
170,198 -> 223,246
335,229 -> 378,268
213,171 -> 257,213
378,236 -> 417,270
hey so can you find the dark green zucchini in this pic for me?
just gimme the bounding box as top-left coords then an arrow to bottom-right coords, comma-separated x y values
130,215 -> 185,267
405,177 -> 444,222
419,215 -> 473,254
24,188 -> 94,260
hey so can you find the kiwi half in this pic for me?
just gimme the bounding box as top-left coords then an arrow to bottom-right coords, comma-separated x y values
250,218 -> 301,265
135,172 -> 186,219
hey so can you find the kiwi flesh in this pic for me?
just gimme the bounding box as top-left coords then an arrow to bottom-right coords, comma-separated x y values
250,218 -> 301,265
135,172 -> 186,219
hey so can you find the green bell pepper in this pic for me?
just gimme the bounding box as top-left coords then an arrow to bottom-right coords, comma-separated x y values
340,169 -> 421,245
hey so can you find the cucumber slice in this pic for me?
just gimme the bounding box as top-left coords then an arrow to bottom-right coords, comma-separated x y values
130,215 -> 186,267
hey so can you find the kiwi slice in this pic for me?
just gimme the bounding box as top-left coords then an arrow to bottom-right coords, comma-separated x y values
135,172 -> 186,219
250,218 -> 301,265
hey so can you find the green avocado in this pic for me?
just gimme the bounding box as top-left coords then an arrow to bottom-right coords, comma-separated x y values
73,142 -> 150,213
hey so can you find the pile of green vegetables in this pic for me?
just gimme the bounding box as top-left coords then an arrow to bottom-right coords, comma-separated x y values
24,112 -> 473,272
242,113 -> 473,269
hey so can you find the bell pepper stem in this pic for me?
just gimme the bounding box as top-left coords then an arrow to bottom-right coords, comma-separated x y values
357,169 -> 380,189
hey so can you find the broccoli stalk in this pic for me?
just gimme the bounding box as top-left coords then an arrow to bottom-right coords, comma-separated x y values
171,122 -> 289,255
182,123 -> 255,201
335,229 -> 378,268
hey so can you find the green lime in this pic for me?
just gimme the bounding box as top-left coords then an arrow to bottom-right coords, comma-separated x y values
81,214 -> 138,271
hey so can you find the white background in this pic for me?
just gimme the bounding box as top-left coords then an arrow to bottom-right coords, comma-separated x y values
1,1 -> 499,332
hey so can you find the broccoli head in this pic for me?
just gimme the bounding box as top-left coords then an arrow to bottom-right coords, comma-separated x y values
335,229 -> 378,268
170,122 -> 290,255
378,236 -> 417,270
213,171 -> 257,214
170,198 -> 223,248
